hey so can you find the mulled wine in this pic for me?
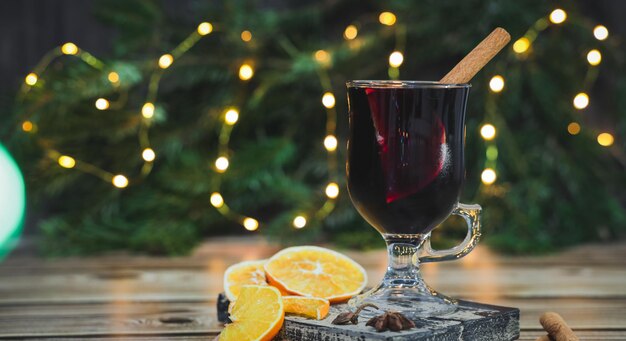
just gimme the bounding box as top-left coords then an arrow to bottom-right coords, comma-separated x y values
347,81 -> 470,236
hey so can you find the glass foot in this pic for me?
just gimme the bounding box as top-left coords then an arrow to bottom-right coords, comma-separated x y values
349,285 -> 457,318
348,236 -> 459,319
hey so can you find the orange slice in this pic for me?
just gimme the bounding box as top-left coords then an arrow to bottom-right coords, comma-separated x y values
264,246 -> 367,303
219,285 -> 284,341
283,296 -> 330,320
223,260 -> 267,301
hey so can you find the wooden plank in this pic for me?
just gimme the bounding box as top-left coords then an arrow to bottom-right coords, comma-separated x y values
1,262 -> 625,305
0,302 -> 221,338
0,298 -> 625,337
2,240 -> 625,274
1,239 -> 625,339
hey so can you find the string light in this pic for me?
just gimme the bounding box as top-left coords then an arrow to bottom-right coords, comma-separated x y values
379,12 -> 397,26
489,75 -> 505,92
107,72 -> 120,83
344,25 -> 358,40
58,155 -> 76,169
513,37 -> 530,54
293,215 -> 307,229
597,133 -> 614,147
549,9 -> 567,24
142,148 -> 156,162
95,98 -> 110,110
25,73 -> 38,86
243,217 -> 259,231
314,50 -> 331,65
481,168 -> 497,185
18,11 -> 619,234
325,182 -> 339,199
587,49 -> 601,66
324,135 -> 338,151
215,156 -> 229,172
239,63 -> 254,81
224,109 -> 239,125
322,92 -> 336,108
241,30 -> 252,42
573,93 -> 589,110
210,192 -> 224,208
61,42 -> 78,55
112,175 -> 129,188
593,25 -> 609,41
389,51 -> 404,68
18,17 -> 216,191
158,54 -> 174,69
197,22 -> 213,36
567,122 -> 581,135
480,124 -> 496,140
21,121 -> 33,132
142,102 -> 155,118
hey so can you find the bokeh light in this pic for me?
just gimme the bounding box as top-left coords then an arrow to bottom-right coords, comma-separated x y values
61,42 -> 78,55
142,148 -> 156,162
112,175 -> 129,188
480,124 -> 497,140
215,157 -> 229,172
158,54 -> 174,69
197,22 -> 213,35
243,217 -> 259,231
95,98 -> 110,110
0,145 -> 26,260
489,75 -> 505,92
322,92 -> 336,109
573,93 -> 589,110
586,49 -> 602,66
597,133 -> 614,147
210,193 -> 224,208
58,155 -> 76,169
239,64 -> 254,81
344,25 -> 358,40
324,135 -> 338,151
593,25 -> 609,41
549,9 -> 567,24
567,122 -> 581,135
293,216 -> 307,229
379,12 -> 397,26
389,51 -> 404,67
481,168 -> 497,185
513,37 -> 530,54
325,182 -> 339,199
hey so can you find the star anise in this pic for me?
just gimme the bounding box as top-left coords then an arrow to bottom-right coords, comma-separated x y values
331,303 -> 379,325
366,311 -> 416,332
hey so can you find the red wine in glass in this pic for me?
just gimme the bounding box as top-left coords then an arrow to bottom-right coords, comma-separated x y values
347,82 -> 469,235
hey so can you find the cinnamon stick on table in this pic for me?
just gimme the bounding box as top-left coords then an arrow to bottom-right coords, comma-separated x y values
439,27 -> 511,84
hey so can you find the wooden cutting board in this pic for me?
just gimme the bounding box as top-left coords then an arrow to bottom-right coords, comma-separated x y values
217,293 -> 519,340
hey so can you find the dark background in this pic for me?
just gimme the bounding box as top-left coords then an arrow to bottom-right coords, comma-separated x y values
1,0 -> 626,93
2,0 -> 625,246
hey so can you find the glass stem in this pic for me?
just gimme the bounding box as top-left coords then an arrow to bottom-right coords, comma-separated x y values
382,235 -> 426,288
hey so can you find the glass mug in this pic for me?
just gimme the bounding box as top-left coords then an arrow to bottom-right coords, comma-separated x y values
346,80 -> 481,317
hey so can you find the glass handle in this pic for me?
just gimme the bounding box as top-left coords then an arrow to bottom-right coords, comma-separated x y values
419,203 -> 482,263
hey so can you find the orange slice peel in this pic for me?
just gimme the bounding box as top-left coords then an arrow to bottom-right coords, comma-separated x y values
264,246 -> 367,303
283,296 -> 330,320
218,285 -> 284,341
223,260 -> 268,301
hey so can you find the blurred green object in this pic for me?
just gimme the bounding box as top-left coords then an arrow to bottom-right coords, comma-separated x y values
6,0 -> 626,255
0,144 -> 25,260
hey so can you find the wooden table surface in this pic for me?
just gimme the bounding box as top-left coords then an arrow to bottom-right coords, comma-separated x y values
1,237 -> 625,340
